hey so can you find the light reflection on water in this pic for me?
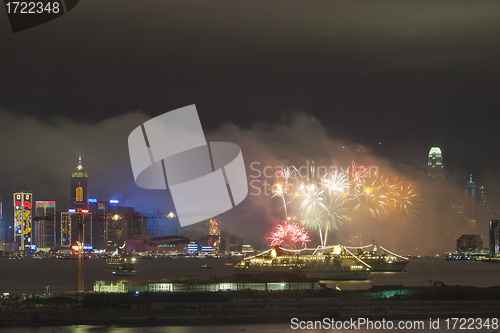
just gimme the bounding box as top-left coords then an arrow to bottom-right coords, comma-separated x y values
1,322 -> 498,333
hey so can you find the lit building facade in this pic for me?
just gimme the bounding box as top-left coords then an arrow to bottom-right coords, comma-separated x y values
34,201 -> 56,248
70,157 -> 88,211
13,192 -> 32,250
427,147 -> 444,179
489,220 -> 500,257
60,210 -> 92,248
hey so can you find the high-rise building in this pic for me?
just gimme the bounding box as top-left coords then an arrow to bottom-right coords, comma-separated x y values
489,220 -> 500,257
89,199 -> 106,250
60,209 -> 92,248
71,156 -> 88,211
427,147 -> 444,179
106,204 -> 147,249
13,192 -> 32,250
464,174 -> 478,227
456,234 -> 483,252
34,201 -> 56,248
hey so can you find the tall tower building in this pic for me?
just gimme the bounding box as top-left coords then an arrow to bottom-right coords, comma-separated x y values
13,192 -> 32,250
71,156 -> 88,211
427,147 -> 444,179
464,174 -> 478,228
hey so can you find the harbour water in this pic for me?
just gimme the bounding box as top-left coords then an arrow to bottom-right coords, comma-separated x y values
1,257 -> 499,333
0,257 -> 498,295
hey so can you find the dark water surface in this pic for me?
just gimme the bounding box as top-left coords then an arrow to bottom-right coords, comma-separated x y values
0,257 -> 235,295
0,257 -> 499,295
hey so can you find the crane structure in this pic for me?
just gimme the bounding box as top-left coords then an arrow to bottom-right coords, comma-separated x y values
34,210 -> 220,293
77,213 -> 85,292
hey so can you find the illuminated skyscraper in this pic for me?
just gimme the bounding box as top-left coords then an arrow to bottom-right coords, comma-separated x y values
34,201 -> 56,248
60,209 -> 92,248
71,156 -> 88,211
427,147 -> 444,179
13,192 -> 32,250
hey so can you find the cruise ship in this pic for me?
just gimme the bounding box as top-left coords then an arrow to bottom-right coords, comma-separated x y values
354,244 -> 409,272
234,245 -> 371,280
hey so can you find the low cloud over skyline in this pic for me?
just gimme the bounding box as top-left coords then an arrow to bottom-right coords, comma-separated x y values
0,108 -> 489,254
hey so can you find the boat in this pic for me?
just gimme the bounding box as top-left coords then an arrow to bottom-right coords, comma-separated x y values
234,245 -> 371,280
106,245 -> 136,271
201,264 -> 212,269
354,244 -> 409,272
111,269 -> 135,276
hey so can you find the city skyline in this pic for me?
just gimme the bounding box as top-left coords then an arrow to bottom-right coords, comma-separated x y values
1,1 -> 500,254
0,142 -> 497,254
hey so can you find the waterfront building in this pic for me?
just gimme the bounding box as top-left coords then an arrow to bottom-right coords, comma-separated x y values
427,147 -> 444,179
456,234 -> 483,253
13,192 -> 32,250
60,209 -> 92,248
94,279 -> 319,293
181,219 -> 220,251
34,201 -> 56,248
70,156 -> 88,211
222,234 -> 243,252
88,199 -> 106,250
489,220 -> 500,257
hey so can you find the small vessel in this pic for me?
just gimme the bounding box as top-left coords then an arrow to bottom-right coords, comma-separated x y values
106,245 -> 136,271
201,264 -> 212,269
354,244 -> 409,272
234,245 -> 371,280
111,269 -> 135,276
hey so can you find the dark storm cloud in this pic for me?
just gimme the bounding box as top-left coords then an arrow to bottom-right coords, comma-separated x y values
0,109 -> 174,215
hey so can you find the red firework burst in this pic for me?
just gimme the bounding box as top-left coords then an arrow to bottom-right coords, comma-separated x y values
267,221 -> 311,248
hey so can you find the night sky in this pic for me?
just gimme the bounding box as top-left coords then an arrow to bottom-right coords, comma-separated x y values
1,1 -> 500,252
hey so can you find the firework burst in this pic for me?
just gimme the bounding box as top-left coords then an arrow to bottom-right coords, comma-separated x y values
271,166 -> 296,218
386,179 -> 420,224
350,178 -> 389,220
347,162 -> 368,185
267,221 -> 311,248
322,171 -> 350,195
298,170 -> 349,247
